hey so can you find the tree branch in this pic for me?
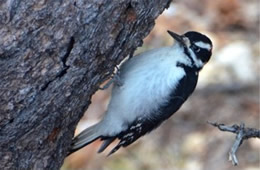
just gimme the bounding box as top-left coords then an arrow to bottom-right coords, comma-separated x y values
208,121 -> 260,166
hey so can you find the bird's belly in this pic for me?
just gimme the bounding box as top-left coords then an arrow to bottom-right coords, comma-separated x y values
107,66 -> 186,124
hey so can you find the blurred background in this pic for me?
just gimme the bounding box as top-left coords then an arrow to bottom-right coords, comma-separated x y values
62,0 -> 259,169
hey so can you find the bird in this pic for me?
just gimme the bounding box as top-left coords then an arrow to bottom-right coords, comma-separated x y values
68,30 -> 213,156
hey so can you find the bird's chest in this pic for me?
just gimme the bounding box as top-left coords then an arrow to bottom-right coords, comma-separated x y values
121,64 -> 186,116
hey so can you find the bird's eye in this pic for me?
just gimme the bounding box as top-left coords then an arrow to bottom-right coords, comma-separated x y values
192,45 -> 200,52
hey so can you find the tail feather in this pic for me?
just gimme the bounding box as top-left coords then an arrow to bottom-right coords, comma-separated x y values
107,141 -> 122,157
68,124 -> 101,155
97,138 -> 115,153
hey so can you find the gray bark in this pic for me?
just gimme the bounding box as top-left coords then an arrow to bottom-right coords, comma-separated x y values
0,0 -> 171,169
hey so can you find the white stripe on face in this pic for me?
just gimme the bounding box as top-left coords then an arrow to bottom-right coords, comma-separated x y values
188,48 -> 204,69
195,41 -> 212,51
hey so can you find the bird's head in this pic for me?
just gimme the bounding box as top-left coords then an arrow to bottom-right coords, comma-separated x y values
168,30 -> 213,70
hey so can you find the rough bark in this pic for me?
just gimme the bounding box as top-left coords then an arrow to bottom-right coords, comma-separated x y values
0,0 -> 171,169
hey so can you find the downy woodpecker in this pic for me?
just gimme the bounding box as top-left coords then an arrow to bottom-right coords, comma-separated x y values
69,30 -> 213,156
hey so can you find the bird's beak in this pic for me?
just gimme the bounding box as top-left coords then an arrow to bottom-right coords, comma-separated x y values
167,30 -> 186,46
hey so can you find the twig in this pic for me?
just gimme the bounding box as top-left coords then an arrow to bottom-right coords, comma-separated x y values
207,121 -> 260,166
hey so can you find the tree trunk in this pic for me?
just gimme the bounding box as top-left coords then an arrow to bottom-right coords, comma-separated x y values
0,0 -> 171,169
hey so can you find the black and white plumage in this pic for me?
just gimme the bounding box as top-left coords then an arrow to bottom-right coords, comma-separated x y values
69,30 -> 213,156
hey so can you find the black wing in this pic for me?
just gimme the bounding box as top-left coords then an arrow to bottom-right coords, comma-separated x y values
104,65 -> 199,155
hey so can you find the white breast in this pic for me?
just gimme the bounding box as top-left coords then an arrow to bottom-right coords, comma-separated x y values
100,45 -> 189,135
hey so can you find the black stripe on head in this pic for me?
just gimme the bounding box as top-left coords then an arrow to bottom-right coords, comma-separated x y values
184,31 -> 212,47
194,48 -> 212,63
183,31 -> 213,64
